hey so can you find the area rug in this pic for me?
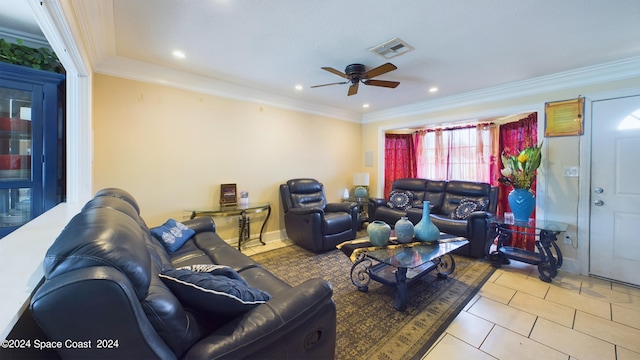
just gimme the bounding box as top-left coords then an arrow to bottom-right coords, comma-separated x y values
250,244 -> 495,360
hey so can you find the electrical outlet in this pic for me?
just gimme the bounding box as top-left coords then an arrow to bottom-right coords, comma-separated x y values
563,166 -> 579,177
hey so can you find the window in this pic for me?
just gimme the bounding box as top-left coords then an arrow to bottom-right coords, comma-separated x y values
415,125 -> 493,183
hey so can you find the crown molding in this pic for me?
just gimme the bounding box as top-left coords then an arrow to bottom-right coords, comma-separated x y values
0,27 -> 49,49
94,55 -> 362,122
362,56 -> 640,123
70,0 -> 115,72
71,0 -> 640,125
70,0 -> 361,123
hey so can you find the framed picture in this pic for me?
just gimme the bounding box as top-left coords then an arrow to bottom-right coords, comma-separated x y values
220,183 -> 237,206
545,97 -> 585,137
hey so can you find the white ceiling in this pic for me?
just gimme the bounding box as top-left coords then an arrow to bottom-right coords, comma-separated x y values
3,0 -> 640,121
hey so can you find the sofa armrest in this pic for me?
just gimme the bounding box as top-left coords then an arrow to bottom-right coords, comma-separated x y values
184,278 -> 336,359
31,267 -> 177,360
467,211 -> 492,231
369,197 -> 388,206
182,216 -> 216,233
466,211 -> 494,258
368,197 -> 388,220
326,201 -> 356,213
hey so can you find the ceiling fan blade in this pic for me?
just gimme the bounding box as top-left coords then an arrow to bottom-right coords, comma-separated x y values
321,67 -> 347,78
363,63 -> 397,79
363,79 -> 400,88
310,81 -> 349,88
347,82 -> 359,96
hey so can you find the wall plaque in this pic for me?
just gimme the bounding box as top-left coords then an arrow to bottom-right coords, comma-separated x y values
545,97 -> 584,137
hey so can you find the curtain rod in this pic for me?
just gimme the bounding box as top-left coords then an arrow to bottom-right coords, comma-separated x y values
414,122 -> 495,133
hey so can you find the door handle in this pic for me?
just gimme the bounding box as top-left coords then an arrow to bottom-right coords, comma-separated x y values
594,200 -> 604,206
594,187 -> 604,194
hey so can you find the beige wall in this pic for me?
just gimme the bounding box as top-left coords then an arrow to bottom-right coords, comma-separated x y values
93,74 -> 362,241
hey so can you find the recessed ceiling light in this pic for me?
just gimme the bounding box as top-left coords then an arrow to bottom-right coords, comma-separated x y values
429,87 -> 438,93
172,50 -> 186,59
295,84 -> 303,91
362,104 -> 370,108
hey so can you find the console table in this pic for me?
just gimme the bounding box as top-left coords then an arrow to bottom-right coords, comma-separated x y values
187,203 -> 271,251
486,217 -> 567,282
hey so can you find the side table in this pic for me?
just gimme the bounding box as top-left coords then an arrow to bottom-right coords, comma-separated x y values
342,197 -> 368,228
187,203 -> 271,251
486,217 -> 567,282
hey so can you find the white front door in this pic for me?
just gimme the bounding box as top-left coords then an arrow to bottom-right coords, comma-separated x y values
590,95 -> 640,286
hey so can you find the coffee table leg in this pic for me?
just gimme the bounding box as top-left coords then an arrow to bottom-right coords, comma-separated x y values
351,253 -> 372,292
394,267 -> 408,311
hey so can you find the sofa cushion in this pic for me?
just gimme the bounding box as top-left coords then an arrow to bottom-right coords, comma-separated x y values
323,212 -> 353,233
43,207 -> 153,300
387,190 -> 414,210
423,180 -> 447,212
151,219 -> 195,253
450,198 -> 489,220
159,269 -> 272,317
441,181 -> 493,215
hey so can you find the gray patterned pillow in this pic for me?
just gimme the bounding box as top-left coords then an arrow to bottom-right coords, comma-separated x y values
387,190 -> 414,210
450,198 -> 489,220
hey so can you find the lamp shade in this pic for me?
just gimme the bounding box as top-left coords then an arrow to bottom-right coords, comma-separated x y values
353,173 -> 370,186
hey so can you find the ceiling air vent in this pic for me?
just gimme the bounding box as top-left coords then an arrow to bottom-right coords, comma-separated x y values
369,38 -> 414,59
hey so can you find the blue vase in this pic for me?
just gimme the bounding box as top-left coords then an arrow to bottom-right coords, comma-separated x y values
367,220 -> 391,246
508,189 -> 535,222
394,216 -> 415,244
413,201 -> 440,243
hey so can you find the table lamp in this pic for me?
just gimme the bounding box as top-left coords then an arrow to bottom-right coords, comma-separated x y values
353,173 -> 370,199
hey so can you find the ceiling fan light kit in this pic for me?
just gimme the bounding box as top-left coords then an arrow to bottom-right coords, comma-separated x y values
311,62 -> 400,96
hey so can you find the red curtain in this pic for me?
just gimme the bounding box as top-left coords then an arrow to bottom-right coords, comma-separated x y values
498,113 -> 538,250
384,134 -> 417,198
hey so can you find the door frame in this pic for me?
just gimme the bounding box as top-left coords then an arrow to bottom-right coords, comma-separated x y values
578,86 -> 640,277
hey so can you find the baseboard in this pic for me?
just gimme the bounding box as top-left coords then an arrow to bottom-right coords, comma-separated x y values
558,257 -> 580,275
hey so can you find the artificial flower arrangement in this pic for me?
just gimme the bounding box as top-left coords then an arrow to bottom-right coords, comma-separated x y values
498,142 -> 543,190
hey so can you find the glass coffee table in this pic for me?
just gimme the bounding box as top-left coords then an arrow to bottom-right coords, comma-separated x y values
338,234 -> 469,311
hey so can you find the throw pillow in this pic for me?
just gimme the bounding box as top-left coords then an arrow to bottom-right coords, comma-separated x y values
450,198 -> 489,220
150,219 -> 195,253
159,269 -> 272,316
176,264 -> 243,281
387,190 -> 414,210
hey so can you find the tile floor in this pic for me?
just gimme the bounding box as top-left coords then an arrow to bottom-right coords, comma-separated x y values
242,240 -> 640,360
423,261 -> 640,360
240,237 -> 293,256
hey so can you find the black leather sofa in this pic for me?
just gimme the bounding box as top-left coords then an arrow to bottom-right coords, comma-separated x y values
369,178 -> 498,258
30,188 -> 336,359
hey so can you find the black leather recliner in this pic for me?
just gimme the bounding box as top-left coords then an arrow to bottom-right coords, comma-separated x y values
280,178 -> 359,252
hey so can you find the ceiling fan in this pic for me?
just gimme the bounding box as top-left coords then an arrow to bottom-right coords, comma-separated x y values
311,63 -> 400,96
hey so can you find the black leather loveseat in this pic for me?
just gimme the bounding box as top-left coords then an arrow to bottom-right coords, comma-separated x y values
30,188 -> 336,359
368,179 -> 498,258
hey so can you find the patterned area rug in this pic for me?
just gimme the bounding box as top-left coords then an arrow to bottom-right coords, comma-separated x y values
250,244 -> 495,360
